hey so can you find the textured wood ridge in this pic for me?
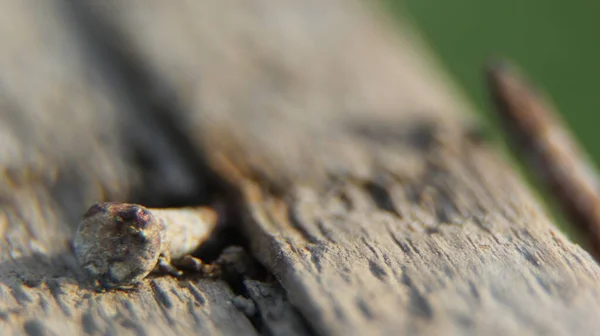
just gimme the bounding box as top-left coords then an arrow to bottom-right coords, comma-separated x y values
1,0 -> 600,335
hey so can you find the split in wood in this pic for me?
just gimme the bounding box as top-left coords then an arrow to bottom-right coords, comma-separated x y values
486,59 -> 600,261
73,202 -> 220,289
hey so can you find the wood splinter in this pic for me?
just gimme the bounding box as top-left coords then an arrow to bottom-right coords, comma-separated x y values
73,202 -> 219,289
486,59 -> 600,261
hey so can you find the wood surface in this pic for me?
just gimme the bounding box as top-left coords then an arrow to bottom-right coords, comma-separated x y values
1,0 -> 599,335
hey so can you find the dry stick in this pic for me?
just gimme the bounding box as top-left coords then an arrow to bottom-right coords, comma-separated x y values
486,60 -> 600,261
73,202 -> 219,289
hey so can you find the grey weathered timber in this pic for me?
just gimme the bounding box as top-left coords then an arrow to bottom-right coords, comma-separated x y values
0,1 -> 255,335
1,0 -> 599,335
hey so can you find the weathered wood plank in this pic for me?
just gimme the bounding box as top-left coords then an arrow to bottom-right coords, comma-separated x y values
0,1 -> 258,335
77,0 -> 471,189
3,0 -> 600,335
236,144 -> 600,335
74,0 -> 600,335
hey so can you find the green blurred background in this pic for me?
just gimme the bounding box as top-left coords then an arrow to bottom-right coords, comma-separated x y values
387,0 -> 599,151
385,1 -> 600,237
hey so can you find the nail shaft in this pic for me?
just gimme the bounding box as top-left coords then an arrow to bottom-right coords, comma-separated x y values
486,60 -> 600,260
